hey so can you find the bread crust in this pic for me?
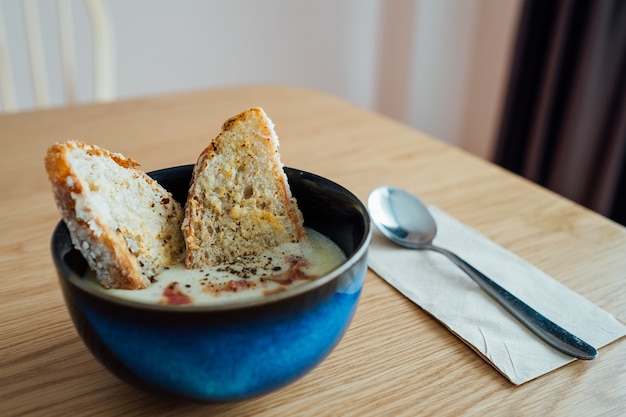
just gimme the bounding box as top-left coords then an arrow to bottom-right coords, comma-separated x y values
183,107 -> 306,268
45,140 -> 184,289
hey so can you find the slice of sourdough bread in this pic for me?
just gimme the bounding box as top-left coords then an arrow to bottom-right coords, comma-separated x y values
182,107 -> 306,268
45,140 -> 185,289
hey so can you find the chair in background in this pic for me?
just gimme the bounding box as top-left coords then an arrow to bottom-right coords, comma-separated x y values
0,0 -> 115,112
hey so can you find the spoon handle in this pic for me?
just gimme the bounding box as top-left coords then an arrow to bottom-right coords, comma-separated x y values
429,245 -> 598,360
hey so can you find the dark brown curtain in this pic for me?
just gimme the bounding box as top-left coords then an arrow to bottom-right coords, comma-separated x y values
495,0 -> 626,225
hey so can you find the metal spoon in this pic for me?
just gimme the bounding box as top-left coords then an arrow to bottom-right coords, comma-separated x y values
367,186 -> 597,360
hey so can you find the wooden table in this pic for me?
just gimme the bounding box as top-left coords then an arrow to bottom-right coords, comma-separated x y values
1,86 -> 625,416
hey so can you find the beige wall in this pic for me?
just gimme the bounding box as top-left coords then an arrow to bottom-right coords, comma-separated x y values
1,0 -> 521,159
461,0 -> 522,159
376,0 -> 521,159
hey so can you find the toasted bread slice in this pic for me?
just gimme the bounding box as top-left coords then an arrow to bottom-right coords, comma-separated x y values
182,107 -> 306,268
45,140 -> 185,289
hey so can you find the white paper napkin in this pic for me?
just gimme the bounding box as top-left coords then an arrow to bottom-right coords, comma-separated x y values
368,205 -> 626,385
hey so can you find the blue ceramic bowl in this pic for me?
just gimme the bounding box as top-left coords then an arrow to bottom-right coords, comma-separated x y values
51,165 -> 371,402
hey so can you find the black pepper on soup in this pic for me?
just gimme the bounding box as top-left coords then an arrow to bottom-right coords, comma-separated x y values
85,228 -> 345,306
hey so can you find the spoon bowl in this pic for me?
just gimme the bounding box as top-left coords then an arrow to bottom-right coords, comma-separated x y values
367,186 -> 597,360
367,186 -> 436,248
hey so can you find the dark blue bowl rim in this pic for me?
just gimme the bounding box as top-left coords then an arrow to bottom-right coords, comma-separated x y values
52,165 -> 372,312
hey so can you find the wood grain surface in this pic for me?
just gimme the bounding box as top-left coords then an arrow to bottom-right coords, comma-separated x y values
1,86 -> 625,416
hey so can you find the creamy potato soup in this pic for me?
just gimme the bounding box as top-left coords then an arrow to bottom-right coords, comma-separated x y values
85,228 -> 346,306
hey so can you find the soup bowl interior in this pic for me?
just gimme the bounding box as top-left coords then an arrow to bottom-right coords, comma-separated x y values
51,165 -> 371,402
